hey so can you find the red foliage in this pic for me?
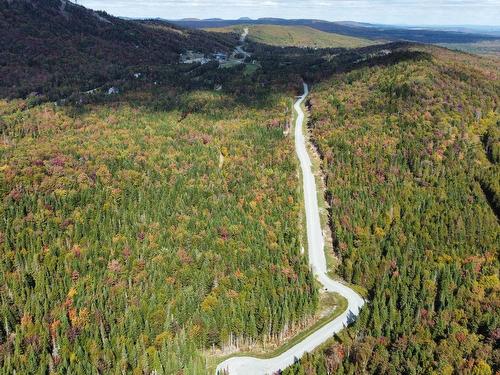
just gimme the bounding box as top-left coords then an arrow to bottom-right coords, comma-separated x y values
71,245 -> 82,258
122,247 -> 131,258
9,187 -> 23,201
218,226 -> 229,240
108,259 -> 122,273
177,249 -> 192,264
50,156 -> 66,167
490,328 -> 500,340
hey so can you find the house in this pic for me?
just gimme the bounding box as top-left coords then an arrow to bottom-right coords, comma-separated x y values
180,51 -> 211,64
213,52 -> 227,62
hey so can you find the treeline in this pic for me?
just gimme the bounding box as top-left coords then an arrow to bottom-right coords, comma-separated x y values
284,46 -> 500,374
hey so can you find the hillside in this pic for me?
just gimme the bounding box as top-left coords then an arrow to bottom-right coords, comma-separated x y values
172,18 -> 499,44
1,0 -> 499,373
0,79 -> 321,374
282,46 -> 500,374
207,24 -> 376,48
438,40 -> 500,57
0,0 -> 237,99
0,4 -> 331,371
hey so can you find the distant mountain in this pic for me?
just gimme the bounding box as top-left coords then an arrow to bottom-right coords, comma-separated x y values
238,17 -> 252,21
0,0 -> 236,98
334,21 -> 375,28
171,18 -> 499,44
419,25 -> 500,37
257,17 -> 286,22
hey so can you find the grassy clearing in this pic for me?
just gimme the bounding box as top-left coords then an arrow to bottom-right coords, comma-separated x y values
243,63 -> 259,76
219,60 -> 242,68
207,24 -> 377,49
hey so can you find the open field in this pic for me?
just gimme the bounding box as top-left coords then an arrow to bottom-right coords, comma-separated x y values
207,24 -> 378,49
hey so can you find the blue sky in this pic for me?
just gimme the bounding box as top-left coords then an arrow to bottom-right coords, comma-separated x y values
78,0 -> 500,25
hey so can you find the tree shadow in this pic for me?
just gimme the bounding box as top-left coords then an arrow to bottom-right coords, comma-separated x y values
3,41 -> 432,126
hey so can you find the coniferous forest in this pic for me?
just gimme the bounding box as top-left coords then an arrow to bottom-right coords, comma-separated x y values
284,47 -> 500,375
0,1 -> 499,374
0,85 -> 322,373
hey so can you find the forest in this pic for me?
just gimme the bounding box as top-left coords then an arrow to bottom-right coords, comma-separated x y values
1,1 -> 499,373
283,46 -> 500,374
0,83 -> 321,373
0,0 -> 237,99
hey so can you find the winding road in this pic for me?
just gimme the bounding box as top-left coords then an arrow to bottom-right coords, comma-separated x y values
215,83 -> 364,375
234,28 -> 251,61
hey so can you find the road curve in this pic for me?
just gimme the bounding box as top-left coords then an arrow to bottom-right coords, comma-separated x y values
216,83 -> 364,375
235,28 -> 251,60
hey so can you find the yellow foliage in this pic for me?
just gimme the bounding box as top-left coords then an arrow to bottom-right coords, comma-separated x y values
479,274 -> 500,291
154,331 -> 172,347
145,346 -> 157,357
189,323 -> 202,338
67,287 -> 77,299
374,227 -> 385,239
472,360 -> 492,375
20,313 -> 32,327
201,294 -> 218,312
96,164 -> 112,184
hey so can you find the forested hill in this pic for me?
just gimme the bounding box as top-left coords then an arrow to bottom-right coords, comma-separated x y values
282,46 -> 500,374
0,0 -> 237,99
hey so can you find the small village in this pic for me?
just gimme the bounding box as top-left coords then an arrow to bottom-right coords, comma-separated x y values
180,28 -> 253,68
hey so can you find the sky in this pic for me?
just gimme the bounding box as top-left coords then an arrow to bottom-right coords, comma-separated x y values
77,0 -> 500,26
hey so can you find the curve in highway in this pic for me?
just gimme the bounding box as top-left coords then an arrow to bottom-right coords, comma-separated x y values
216,83 -> 364,375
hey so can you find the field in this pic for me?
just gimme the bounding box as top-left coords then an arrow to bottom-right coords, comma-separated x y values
207,24 -> 377,49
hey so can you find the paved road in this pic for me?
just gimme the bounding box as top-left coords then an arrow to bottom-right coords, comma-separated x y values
216,83 -> 364,375
240,27 -> 249,43
234,28 -> 251,60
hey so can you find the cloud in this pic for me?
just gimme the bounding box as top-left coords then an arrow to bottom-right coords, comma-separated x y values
78,0 -> 500,25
